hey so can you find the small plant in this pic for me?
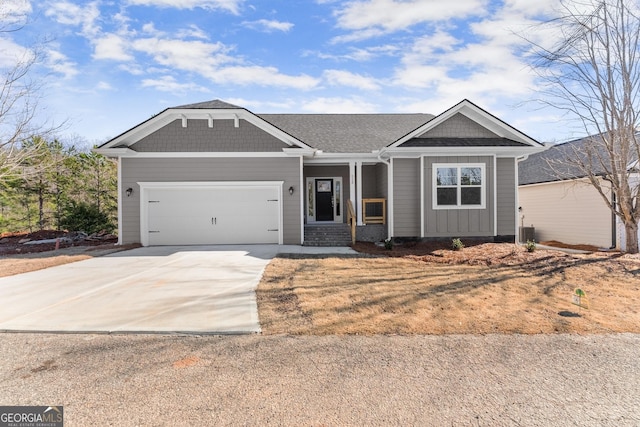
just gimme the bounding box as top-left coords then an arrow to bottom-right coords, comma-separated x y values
525,239 -> 536,252
451,238 -> 464,251
384,238 -> 393,250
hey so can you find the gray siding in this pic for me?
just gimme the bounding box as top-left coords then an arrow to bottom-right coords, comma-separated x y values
496,158 -> 516,236
131,119 -> 289,152
424,156 -> 494,237
362,165 -> 378,198
121,157 -> 301,244
375,163 -> 388,200
393,158 -> 421,237
420,113 -> 498,138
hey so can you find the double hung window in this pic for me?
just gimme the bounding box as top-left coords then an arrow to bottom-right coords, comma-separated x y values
433,164 -> 485,209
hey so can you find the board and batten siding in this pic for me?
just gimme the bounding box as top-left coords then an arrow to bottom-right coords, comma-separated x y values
496,158 -> 516,237
518,178 -> 613,248
423,156 -> 494,237
392,158 -> 421,237
121,157 -> 302,244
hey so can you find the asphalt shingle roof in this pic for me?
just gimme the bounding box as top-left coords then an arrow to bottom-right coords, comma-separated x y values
518,134 -> 639,185
258,113 -> 434,153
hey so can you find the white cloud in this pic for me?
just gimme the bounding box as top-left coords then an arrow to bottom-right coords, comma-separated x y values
96,81 -> 113,90
332,0 -> 488,39
142,22 -> 165,36
46,49 -> 78,79
306,44 -> 400,62
132,37 -> 235,73
126,0 -> 244,15
45,1 -> 101,37
225,98 -> 295,111
130,37 -> 319,90
242,19 -> 294,33
176,24 -> 209,39
141,75 -> 210,93
94,34 -> 134,61
323,69 -> 381,90
210,66 -> 319,89
302,97 -> 378,113
0,38 -> 33,68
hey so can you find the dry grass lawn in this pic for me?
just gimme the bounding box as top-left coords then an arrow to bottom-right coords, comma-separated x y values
0,245 -> 138,278
257,244 -> 640,335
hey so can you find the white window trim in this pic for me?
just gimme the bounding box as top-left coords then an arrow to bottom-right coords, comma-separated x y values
432,163 -> 486,210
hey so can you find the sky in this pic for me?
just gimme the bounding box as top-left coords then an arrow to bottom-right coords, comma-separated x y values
1,0 -> 579,147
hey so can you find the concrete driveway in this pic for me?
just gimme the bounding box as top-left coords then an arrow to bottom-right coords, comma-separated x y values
0,245 -> 354,334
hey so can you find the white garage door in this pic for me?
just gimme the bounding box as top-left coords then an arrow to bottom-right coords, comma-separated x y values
140,182 -> 282,246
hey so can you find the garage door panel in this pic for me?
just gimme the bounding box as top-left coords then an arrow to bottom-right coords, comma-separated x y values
143,183 -> 282,245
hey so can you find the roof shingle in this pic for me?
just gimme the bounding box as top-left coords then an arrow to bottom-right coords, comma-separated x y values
258,113 -> 433,153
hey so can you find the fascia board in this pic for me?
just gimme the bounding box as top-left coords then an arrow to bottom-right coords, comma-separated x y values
382,145 -> 547,158
304,153 -> 379,165
94,151 -> 295,158
93,147 -> 136,157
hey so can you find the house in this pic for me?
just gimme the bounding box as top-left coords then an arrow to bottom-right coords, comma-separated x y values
95,99 -> 545,246
518,135 -> 635,250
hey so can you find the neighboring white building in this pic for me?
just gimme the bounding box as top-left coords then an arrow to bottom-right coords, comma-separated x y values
518,135 -> 637,251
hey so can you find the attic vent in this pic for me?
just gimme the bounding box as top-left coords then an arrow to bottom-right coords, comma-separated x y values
181,115 -> 187,128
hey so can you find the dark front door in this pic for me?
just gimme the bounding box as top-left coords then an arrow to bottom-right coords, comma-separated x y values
315,179 -> 334,221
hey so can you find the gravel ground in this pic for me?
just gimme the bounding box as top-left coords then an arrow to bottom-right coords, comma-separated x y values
1,333 -> 638,426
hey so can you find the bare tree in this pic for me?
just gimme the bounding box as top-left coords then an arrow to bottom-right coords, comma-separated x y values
526,0 -> 640,253
0,2 -> 59,180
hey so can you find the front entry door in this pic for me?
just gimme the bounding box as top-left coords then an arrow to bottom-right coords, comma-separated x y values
315,179 -> 334,221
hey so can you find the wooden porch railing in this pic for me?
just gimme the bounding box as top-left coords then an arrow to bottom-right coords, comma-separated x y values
346,199 -> 356,245
362,198 -> 386,224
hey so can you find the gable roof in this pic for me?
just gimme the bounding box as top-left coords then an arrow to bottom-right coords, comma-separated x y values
173,100 -> 243,109
259,113 -> 433,153
97,98 -> 544,157
388,99 -> 543,150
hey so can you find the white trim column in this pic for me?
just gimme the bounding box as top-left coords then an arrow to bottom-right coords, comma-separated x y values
388,158 -> 394,238
420,156 -> 425,238
117,157 -> 123,245
349,161 -> 356,216
356,161 -> 363,225
493,155 -> 498,237
299,156 -> 304,245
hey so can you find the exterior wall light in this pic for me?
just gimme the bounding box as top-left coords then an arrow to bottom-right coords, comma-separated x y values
289,186 -> 294,195
126,187 -> 133,197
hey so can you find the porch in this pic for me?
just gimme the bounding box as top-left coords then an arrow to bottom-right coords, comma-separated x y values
303,163 -> 388,246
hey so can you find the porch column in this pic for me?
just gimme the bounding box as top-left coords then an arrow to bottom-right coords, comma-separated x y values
356,161 -> 363,225
349,161 -> 356,219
